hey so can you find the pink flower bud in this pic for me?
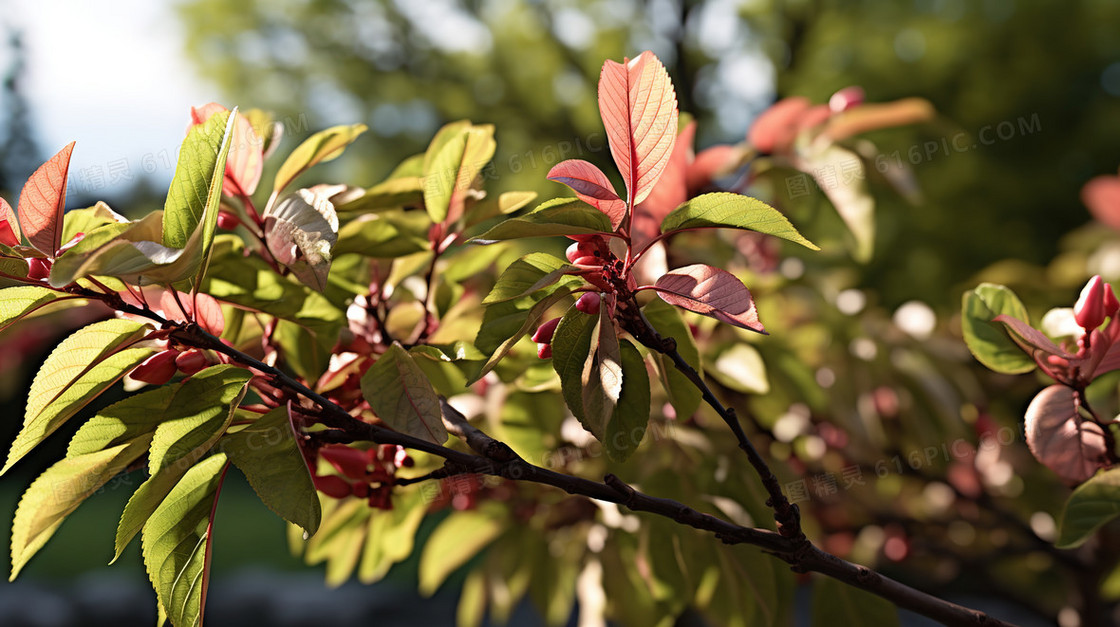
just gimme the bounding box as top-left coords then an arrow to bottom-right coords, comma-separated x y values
1075,275 -> 1108,330
829,86 -> 865,113
174,348 -> 210,375
531,317 -> 561,343
217,210 -> 241,230
537,343 -> 553,359
313,474 -> 353,499
575,292 -> 601,315
131,350 -> 180,385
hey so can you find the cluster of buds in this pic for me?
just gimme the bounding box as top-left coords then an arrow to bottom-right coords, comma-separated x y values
311,443 -> 413,510
130,346 -> 213,385
531,294 -> 601,360
1074,275 -> 1120,334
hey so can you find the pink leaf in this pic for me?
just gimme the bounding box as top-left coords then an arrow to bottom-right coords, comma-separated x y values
1025,384 -> 1108,485
191,103 -> 263,197
18,142 -> 75,255
598,51 -> 679,207
747,97 -> 811,154
0,197 -> 20,247
634,121 -> 695,247
160,290 -> 226,337
687,144 -> 741,195
651,264 -> 765,334
1082,175 -> 1120,232
547,159 -> 626,228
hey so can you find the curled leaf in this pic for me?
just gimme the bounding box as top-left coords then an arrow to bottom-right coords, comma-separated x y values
547,159 -> 626,228
265,188 -> 339,291
650,264 -> 765,334
1025,385 -> 1108,485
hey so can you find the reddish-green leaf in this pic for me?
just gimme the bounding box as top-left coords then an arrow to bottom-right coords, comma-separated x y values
273,124 -> 367,196
546,159 -> 625,228
18,142 -> 75,255
651,265 -> 765,334
598,51 -> 678,207
360,343 -> 448,445
634,121 -> 694,243
191,103 -> 264,196
0,197 -> 21,246
1025,384 -> 1108,485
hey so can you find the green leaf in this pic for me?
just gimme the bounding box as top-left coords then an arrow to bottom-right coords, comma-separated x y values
60,201 -> 127,244
357,488 -> 426,583
583,304 -> 622,438
274,124 -> 368,195
1057,467 -> 1120,548
660,192 -> 819,250
811,576 -> 899,627
550,308 -> 598,428
418,507 -> 505,596
334,211 -> 429,258
482,253 -> 577,304
472,287 -> 574,382
221,407 -> 321,535
604,339 -> 651,462
163,110 -> 235,251
114,366 -> 251,558
465,190 -> 537,228
0,285 -> 71,333
961,283 -> 1037,374
642,298 -> 702,420
709,343 -> 769,394
423,127 -> 468,223
336,176 -> 424,213
470,198 -> 613,243
142,453 -> 229,627
360,343 -> 448,444
3,319 -> 153,475
10,440 -> 151,579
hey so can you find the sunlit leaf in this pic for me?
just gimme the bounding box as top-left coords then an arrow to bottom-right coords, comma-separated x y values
651,265 -> 765,334
482,253 -> 578,304
961,283 -> 1037,374
273,123 -> 368,195
472,287 -> 575,382
799,145 -> 873,262
470,197 -> 613,243
142,453 -> 228,627
598,51 -> 678,206
163,110 -> 235,251
1025,384 -> 1108,485
18,142 -> 75,255
419,507 -> 505,596
1056,467 -> 1120,548
710,343 -> 769,394
221,406 -> 320,534
0,196 -> 21,246
546,159 -> 625,228
360,343 -> 448,445
60,201 -> 128,245
3,319 -> 153,475
190,103 -> 264,196
264,188 -> 339,291
159,290 -> 225,336
0,285 -> 72,333
334,212 -> 430,258
659,192 -> 818,250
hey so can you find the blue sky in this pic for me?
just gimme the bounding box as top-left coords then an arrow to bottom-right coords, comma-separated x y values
6,0 -> 217,198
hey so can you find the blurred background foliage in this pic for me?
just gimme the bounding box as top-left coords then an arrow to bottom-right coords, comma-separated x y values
169,0 -> 1120,307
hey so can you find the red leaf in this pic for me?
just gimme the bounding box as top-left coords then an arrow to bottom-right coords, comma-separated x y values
18,142 -> 75,255
1024,384 -> 1108,485
651,264 -> 765,334
598,51 -> 679,207
634,121 -> 695,246
159,290 -> 226,336
0,197 -> 20,247
547,159 -> 626,228
747,97 -> 810,154
687,144 -> 740,195
191,103 -> 263,197
992,314 -> 1069,359
1082,175 -> 1120,232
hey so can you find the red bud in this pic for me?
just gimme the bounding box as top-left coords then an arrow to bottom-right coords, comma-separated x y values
1075,275 -> 1108,330
26,258 -> 50,281
531,317 -> 561,343
829,86 -> 865,113
320,445 -> 370,480
174,348 -> 210,375
575,292 -> 601,314
0,219 -> 18,247
537,343 -> 553,359
217,210 -> 241,230
131,350 -> 180,385
313,474 -> 353,499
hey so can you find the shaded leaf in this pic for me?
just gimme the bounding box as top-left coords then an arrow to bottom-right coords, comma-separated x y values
583,304 -> 623,437
642,298 -> 702,420
799,145 -> 874,261
361,343 -> 447,444
221,407 -> 320,534
604,339 -> 651,462
547,159 -> 625,228
142,453 -> 228,627
470,197 -> 612,243
274,124 -> 368,195
160,290 -> 225,337
4,319 -> 153,475
1056,467 -> 1120,548
18,142 -> 75,255
1025,385 -> 1108,485
598,51 -> 678,206
961,284 -> 1038,374
659,192 -> 818,250
651,265 -> 765,334
811,576 -> 899,627
335,212 -> 429,258
551,308 -> 598,432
